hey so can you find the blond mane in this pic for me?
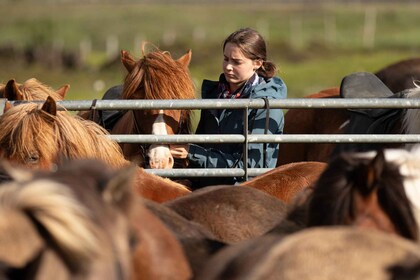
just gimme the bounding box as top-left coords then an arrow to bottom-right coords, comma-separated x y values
0,180 -> 100,271
0,102 -> 128,168
0,78 -> 66,101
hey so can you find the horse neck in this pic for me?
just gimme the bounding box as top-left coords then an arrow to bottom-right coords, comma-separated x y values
134,169 -> 190,203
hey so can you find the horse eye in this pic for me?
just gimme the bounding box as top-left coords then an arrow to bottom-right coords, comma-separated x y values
27,154 -> 39,164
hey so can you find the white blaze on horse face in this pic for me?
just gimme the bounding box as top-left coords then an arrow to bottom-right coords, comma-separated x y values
148,110 -> 174,169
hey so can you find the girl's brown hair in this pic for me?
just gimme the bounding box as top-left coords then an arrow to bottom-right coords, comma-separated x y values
223,27 -> 277,79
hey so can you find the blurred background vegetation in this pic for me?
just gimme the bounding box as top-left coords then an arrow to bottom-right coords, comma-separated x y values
0,0 -> 418,100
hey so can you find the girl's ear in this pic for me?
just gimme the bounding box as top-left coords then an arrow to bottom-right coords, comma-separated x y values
253,59 -> 263,71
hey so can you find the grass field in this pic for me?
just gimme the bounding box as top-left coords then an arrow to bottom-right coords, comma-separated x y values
0,1 -> 418,99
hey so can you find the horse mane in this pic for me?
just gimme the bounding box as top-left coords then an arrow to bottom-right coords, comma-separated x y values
122,47 -> 195,101
0,102 -> 128,168
0,179 -> 100,273
308,150 -> 418,240
0,78 -> 66,101
402,86 -> 420,136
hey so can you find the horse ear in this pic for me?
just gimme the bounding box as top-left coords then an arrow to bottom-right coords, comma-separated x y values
177,49 -> 192,67
102,163 -> 137,207
365,149 -> 386,192
4,79 -> 24,100
3,101 -> 12,113
56,84 -> 70,99
121,50 -> 137,72
41,96 -> 57,116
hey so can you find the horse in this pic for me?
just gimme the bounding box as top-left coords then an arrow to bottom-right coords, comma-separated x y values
0,96 -> 191,202
0,158 -> 193,280
277,57 -> 420,165
270,148 -> 419,242
240,161 -> 326,203
0,158 -> 136,279
197,227 -> 420,280
0,96 -> 127,170
163,185 -> 288,244
79,45 -> 196,170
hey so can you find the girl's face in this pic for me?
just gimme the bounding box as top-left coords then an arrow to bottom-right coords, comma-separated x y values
223,42 -> 262,92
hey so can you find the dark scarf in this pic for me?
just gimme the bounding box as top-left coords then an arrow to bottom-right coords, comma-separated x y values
217,73 -> 263,99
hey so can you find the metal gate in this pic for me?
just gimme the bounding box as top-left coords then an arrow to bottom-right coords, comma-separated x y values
9,97 -> 420,179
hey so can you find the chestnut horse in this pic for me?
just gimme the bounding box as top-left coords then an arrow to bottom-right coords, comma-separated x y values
0,97 -> 191,202
80,45 -> 196,169
0,158 -> 192,280
277,57 -> 420,165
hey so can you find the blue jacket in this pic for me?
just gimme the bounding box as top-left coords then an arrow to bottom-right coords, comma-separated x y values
187,75 -> 287,186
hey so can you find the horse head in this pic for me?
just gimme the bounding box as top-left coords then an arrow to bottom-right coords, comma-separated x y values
0,78 -> 69,101
0,96 -> 128,170
112,45 -> 195,169
0,158 -> 137,279
308,149 -> 418,241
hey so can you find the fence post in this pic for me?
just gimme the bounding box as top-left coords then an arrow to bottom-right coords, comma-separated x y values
106,35 -> 119,61
290,16 -> 304,49
363,7 -> 377,49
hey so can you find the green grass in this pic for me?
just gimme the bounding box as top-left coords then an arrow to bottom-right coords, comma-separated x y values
0,2 -> 418,99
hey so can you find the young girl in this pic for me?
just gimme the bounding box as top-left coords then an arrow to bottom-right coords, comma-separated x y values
170,27 -> 287,188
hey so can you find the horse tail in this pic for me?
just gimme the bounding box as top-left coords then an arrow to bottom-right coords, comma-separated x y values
0,180 -> 101,273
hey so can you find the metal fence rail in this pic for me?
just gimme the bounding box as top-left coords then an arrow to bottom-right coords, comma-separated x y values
10,98 -> 420,178
46,98 -> 420,110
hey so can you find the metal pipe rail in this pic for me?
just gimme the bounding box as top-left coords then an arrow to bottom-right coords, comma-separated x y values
42,98 -> 420,110
109,134 -> 420,144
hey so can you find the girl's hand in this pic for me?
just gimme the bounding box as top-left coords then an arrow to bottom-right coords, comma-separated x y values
170,144 -> 190,159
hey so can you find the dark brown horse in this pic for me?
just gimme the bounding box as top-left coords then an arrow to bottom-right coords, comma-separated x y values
80,45 -> 196,169
270,149 -> 418,241
277,57 -> 420,165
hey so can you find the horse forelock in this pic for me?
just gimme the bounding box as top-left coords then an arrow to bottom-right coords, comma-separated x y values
0,180 -> 102,273
309,156 -> 354,226
122,50 -> 195,101
0,103 -> 58,166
